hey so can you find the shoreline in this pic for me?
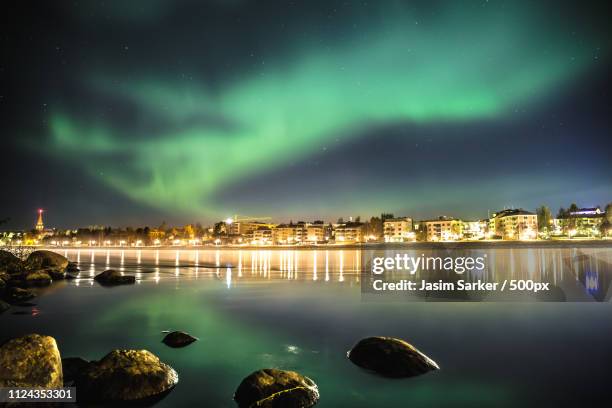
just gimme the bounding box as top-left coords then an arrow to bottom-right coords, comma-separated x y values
36,240 -> 612,250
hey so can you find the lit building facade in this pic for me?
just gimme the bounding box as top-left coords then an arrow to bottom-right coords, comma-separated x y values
423,216 -> 463,241
489,209 -> 538,240
461,220 -> 488,240
251,226 -> 273,245
305,222 -> 329,243
229,221 -> 276,237
334,222 -> 365,243
383,217 -> 414,242
272,223 -> 301,244
552,207 -> 605,237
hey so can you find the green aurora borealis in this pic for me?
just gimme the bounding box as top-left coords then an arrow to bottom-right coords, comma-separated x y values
13,0 -> 610,223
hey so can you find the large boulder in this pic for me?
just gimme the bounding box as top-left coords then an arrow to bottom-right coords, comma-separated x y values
234,368 -> 319,408
0,250 -> 23,274
162,331 -> 198,348
347,336 -> 439,378
25,271 -> 52,287
73,349 -> 178,402
26,250 -> 69,271
0,250 -> 20,267
3,287 -> 36,304
94,269 -> 136,286
0,334 -> 63,388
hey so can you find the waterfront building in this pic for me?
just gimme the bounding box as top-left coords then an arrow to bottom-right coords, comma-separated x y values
229,221 -> 276,237
334,221 -> 365,243
272,223 -> 300,244
423,216 -> 463,241
269,221 -> 329,245
305,221 -> 329,243
383,217 -> 414,242
489,209 -> 538,240
462,220 -> 488,240
552,207 -> 605,237
251,226 -> 273,245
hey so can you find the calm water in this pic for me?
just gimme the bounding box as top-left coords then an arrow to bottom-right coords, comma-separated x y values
3,247 -> 612,407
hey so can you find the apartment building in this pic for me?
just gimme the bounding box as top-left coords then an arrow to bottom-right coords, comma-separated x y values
334,222 -> 365,243
383,217 -> 414,242
489,209 -> 538,240
423,216 -> 463,241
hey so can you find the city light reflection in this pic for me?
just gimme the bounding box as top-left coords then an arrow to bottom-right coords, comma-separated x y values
49,248 -> 610,301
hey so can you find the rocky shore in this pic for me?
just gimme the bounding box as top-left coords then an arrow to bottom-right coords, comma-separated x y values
2,248 -> 443,406
0,334 -> 179,405
0,249 -> 138,312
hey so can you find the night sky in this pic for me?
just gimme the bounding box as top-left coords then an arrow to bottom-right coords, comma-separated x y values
1,0 -> 611,229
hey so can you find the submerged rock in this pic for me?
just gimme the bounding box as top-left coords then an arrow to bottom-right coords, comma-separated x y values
0,334 -> 63,388
0,277 -> 5,291
347,336 -> 439,378
162,331 -> 198,348
3,287 -> 37,304
234,368 -> 319,408
25,271 -> 52,287
26,250 -> 69,271
0,300 -> 9,313
94,269 -> 136,286
74,349 -> 178,402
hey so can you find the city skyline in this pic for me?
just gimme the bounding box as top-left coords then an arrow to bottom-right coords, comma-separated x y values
3,200 -> 609,232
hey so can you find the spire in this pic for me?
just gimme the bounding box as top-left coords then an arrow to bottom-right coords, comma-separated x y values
35,209 -> 44,231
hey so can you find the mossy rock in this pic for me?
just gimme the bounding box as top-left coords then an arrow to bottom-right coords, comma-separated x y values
74,349 -> 178,402
0,334 -> 63,388
234,368 -> 319,408
347,336 -> 439,378
26,250 -> 69,271
25,271 -> 52,287
94,269 -> 136,286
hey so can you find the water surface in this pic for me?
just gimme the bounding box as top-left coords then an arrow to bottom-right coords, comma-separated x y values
2,248 -> 611,407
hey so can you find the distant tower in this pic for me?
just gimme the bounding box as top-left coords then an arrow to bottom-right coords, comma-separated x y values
35,209 -> 45,231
